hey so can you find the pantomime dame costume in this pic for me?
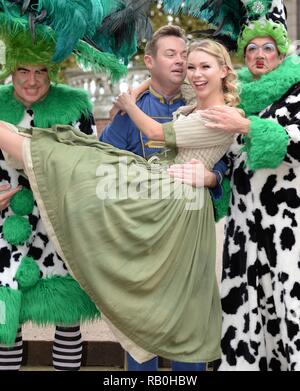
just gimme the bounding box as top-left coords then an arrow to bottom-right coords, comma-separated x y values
166,0 -> 300,370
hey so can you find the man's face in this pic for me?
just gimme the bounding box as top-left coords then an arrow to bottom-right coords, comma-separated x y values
244,36 -> 283,78
144,36 -> 187,89
12,65 -> 50,107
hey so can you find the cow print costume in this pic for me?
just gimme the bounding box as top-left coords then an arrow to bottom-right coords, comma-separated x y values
218,55 -> 300,371
0,83 -> 98,370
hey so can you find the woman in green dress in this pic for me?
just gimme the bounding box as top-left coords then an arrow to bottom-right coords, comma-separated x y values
0,40 -> 237,364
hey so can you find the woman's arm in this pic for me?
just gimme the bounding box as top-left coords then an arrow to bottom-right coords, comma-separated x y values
0,122 -> 24,163
131,78 -> 151,100
115,92 -> 164,140
109,79 -> 151,121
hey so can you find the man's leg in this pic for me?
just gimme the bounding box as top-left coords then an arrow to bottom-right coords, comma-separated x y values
127,352 -> 158,371
52,325 -> 82,371
171,361 -> 206,371
0,327 -> 23,370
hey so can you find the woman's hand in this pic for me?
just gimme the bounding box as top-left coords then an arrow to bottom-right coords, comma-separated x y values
0,184 -> 21,211
167,159 -> 217,188
109,88 -> 135,120
109,79 -> 150,120
115,92 -> 136,113
200,106 -> 250,135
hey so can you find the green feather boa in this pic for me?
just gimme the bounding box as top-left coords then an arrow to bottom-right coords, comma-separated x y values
238,56 -> 300,116
0,84 -> 93,128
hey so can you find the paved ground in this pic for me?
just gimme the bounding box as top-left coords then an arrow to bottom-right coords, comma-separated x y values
23,219 -> 226,342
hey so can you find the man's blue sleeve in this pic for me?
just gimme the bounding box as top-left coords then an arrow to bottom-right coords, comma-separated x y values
209,159 -> 228,200
100,113 -> 130,150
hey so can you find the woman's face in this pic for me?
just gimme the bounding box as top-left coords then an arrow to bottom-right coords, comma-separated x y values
187,50 -> 227,102
244,36 -> 283,78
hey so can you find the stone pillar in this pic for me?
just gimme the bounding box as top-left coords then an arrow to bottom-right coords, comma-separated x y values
286,0 -> 298,40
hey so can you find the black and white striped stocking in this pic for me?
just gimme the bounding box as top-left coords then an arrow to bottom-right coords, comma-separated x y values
52,325 -> 83,371
0,327 -> 23,370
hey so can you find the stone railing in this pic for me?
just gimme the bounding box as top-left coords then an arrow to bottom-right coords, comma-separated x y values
64,65 -> 149,120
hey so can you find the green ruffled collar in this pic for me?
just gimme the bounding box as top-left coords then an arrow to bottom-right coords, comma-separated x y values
238,56 -> 300,116
0,83 -> 92,128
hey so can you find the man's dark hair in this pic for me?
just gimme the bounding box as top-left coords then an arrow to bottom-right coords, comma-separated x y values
145,25 -> 187,57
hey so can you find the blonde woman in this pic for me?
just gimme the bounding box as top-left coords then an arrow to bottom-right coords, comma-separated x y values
0,40 -> 238,367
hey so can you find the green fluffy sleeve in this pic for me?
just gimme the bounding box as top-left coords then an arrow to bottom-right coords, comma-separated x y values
213,177 -> 231,222
243,116 -> 289,170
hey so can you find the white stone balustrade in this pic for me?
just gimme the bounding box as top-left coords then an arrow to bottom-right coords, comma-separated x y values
64,65 -> 149,119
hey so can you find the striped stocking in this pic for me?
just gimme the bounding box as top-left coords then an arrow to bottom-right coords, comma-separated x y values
52,325 -> 83,371
0,327 -> 23,370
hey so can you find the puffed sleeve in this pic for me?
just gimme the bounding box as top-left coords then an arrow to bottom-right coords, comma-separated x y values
162,111 -> 233,149
243,82 -> 300,170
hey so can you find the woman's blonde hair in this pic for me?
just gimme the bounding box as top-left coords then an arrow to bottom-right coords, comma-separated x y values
188,39 -> 240,108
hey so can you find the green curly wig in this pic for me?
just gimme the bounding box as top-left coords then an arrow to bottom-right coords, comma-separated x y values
237,19 -> 290,58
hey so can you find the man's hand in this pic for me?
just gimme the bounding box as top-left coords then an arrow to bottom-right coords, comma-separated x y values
200,106 -> 250,135
0,184 -> 22,211
167,159 -> 217,188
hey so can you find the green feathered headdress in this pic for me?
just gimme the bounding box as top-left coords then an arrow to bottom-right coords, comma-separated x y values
0,13 -> 61,80
162,0 -> 290,55
163,0 -> 243,50
0,0 -> 155,81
